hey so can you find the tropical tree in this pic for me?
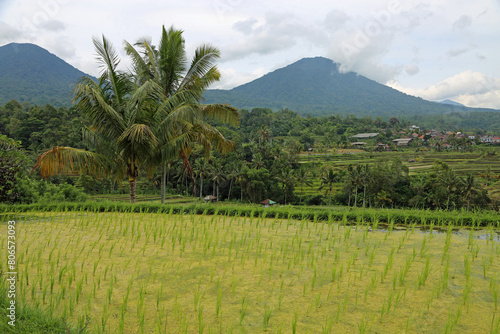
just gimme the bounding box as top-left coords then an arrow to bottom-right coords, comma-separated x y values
360,164 -> 371,207
225,162 -> 243,200
296,166 -> 313,204
275,168 -> 295,205
193,157 -> 210,199
319,168 -> 341,206
33,36 -> 157,203
210,161 -> 225,199
438,168 -> 458,209
251,153 -> 265,169
461,173 -> 481,211
124,25 -> 239,203
0,135 -> 28,203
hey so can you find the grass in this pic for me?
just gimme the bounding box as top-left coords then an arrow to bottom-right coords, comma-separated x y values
0,283 -> 89,333
1,209 -> 500,333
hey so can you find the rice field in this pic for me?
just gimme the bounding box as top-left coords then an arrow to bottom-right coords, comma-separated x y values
2,210 -> 500,333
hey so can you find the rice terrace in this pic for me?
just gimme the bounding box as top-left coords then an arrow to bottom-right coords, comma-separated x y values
2,204 -> 500,333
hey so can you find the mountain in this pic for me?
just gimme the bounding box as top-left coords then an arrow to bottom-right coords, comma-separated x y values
440,99 -> 465,107
204,57 -> 496,118
0,43 -> 94,107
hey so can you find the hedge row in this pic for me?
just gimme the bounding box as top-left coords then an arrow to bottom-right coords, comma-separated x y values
1,202 -> 498,227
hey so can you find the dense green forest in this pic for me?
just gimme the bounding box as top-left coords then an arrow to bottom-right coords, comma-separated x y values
1,99 -> 498,210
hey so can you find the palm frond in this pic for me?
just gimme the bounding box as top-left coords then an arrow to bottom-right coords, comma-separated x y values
117,124 -> 159,161
33,147 -> 112,178
199,103 -> 239,126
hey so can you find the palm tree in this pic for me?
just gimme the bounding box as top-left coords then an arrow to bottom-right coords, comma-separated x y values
346,164 -> 363,207
125,25 -> 239,203
438,169 -> 458,209
296,166 -> 313,204
276,168 -> 295,205
360,164 -> 372,207
319,168 -> 341,206
461,173 -> 480,211
33,36 -> 158,203
210,161 -> 225,199
251,153 -> 265,169
225,162 -> 242,200
193,157 -> 210,199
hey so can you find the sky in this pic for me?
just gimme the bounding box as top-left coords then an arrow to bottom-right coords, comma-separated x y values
1,0 -> 499,109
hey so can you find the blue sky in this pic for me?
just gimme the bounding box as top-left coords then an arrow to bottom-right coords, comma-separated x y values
1,0 -> 499,108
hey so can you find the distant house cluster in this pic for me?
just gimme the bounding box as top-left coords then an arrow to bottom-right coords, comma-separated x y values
349,126 -> 500,149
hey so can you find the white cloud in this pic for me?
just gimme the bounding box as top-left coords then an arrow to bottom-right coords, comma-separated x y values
325,2 -> 434,83
452,15 -> 472,31
0,22 -> 22,42
223,11 -> 326,61
213,66 -> 268,89
446,46 -> 471,58
39,19 -> 65,32
405,64 -> 419,76
388,71 -> 500,109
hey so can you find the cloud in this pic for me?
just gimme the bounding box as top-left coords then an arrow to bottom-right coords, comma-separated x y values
223,11 -> 325,61
446,46 -> 471,58
452,15 -> 472,31
324,10 -> 351,30
325,3 -> 434,84
213,66 -> 267,89
0,22 -> 22,42
405,64 -> 419,76
233,18 -> 258,34
388,71 -> 500,109
39,19 -> 65,32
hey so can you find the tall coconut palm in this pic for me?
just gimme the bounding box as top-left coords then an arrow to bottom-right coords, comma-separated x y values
319,168 -> 341,206
193,157 -> 210,199
210,161 -> 225,199
124,25 -> 239,203
225,162 -> 242,200
461,173 -> 480,211
33,36 -> 158,203
296,166 -> 313,204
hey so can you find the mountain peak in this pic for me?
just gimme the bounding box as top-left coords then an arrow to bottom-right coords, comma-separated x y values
0,43 -> 92,106
204,56 -> 495,117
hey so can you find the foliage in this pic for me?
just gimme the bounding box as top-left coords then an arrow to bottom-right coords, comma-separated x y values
0,43 -> 95,107
335,159 -> 491,210
0,134 -> 29,203
14,177 -> 87,204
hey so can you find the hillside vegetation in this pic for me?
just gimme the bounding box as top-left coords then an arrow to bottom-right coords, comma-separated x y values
0,43 -> 94,106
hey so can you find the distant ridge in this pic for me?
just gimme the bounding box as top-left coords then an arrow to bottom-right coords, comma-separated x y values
204,57 -> 498,118
440,99 -> 466,107
0,43 -> 95,106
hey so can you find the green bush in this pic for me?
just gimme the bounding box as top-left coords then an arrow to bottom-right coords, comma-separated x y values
14,177 -> 87,204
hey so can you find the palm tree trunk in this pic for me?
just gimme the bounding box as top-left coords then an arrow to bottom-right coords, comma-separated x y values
240,182 -> 243,201
228,179 -> 233,200
300,183 -> 303,204
161,162 -> 166,204
129,177 -> 136,203
199,176 -> 203,199
363,185 -> 366,208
